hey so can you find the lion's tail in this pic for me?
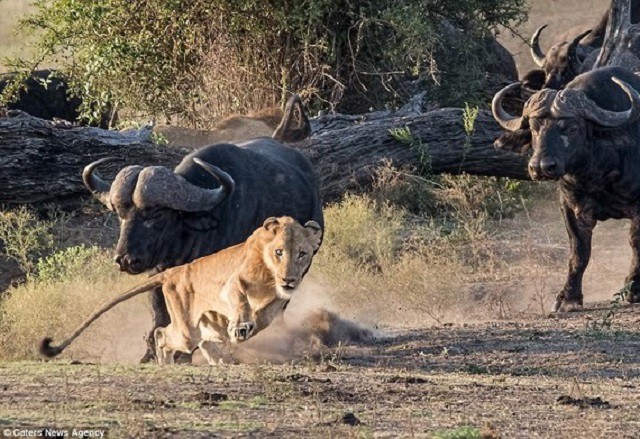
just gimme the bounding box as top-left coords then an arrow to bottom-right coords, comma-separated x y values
272,94 -> 311,143
39,276 -> 164,358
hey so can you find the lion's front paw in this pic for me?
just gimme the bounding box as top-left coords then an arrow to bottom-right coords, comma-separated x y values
228,321 -> 255,343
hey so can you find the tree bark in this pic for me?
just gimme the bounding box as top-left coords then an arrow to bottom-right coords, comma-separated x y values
301,108 -> 529,202
0,108 -> 527,206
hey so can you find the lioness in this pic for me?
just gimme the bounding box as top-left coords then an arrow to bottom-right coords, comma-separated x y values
40,216 -> 322,364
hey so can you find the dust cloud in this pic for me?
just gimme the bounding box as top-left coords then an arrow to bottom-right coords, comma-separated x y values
65,275 -> 373,365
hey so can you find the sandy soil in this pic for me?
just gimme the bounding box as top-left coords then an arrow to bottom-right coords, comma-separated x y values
1,301 -> 639,438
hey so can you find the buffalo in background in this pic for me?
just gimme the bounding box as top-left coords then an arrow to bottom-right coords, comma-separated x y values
522,0 -> 640,91
0,69 -> 113,128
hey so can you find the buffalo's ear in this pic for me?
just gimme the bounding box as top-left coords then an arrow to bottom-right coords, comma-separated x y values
521,69 -> 546,91
263,217 -> 280,232
304,220 -> 323,251
494,129 -> 532,155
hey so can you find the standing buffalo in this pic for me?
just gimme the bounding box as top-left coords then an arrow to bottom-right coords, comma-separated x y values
83,99 -> 323,361
522,0 -> 640,91
492,66 -> 640,311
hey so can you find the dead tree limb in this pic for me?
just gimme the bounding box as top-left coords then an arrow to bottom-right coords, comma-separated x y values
0,108 -> 527,206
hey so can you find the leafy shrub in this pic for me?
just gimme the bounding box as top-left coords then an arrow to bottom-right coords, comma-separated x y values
10,0 -> 526,125
0,206 -> 55,274
34,244 -> 102,284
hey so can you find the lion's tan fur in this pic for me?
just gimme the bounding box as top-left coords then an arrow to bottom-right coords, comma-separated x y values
153,115 -> 279,149
152,95 -> 310,148
39,216 -> 322,364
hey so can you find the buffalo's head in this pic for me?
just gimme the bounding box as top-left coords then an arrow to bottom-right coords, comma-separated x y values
526,25 -> 593,91
492,77 -> 640,180
84,157 -> 235,274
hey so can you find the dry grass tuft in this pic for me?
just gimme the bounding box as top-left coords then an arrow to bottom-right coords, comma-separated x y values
0,246 -> 148,361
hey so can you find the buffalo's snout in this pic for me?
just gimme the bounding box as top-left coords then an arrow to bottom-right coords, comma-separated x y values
115,254 -> 144,274
539,157 -> 558,176
528,156 -> 564,180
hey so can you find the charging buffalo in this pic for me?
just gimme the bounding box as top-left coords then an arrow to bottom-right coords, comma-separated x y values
84,109 -> 322,361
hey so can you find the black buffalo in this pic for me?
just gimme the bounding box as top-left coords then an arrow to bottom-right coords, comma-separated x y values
0,70 -> 113,128
84,109 -> 322,361
493,66 -> 640,311
522,1 -> 640,91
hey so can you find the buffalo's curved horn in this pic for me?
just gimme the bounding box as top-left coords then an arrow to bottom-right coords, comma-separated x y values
566,29 -> 592,66
133,161 -> 235,212
192,158 -> 236,197
554,77 -> 640,127
530,24 -> 548,67
491,82 -> 524,132
272,94 -> 311,143
83,157 -> 117,208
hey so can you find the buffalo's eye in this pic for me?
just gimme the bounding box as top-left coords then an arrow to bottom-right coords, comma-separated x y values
566,125 -> 579,135
275,249 -> 283,257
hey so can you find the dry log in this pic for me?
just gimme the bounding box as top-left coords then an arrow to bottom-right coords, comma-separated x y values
0,108 -> 527,206
300,108 -> 529,201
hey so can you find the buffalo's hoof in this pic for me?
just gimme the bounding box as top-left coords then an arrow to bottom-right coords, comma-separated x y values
552,295 -> 583,313
139,350 -> 156,364
556,301 -> 583,312
624,289 -> 640,304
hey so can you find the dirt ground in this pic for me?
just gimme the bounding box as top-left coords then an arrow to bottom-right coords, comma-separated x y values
1,301 -> 639,438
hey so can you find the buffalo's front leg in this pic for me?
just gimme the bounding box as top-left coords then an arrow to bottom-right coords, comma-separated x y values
140,287 -> 171,363
554,202 -> 596,312
624,216 -> 640,303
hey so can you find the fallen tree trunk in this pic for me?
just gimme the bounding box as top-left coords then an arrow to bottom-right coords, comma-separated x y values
300,108 -> 529,201
0,108 -> 528,206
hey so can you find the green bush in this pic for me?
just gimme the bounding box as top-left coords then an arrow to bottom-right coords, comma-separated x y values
0,206 -> 55,274
34,244 -> 102,284
9,0 -> 526,125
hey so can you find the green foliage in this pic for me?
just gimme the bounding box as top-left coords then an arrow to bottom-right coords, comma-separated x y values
432,426 -> 482,439
463,103 -> 479,137
34,245 -> 102,284
10,0 -> 526,125
389,126 -> 415,146
587,284 -> 628,333
0,206 -> 55,274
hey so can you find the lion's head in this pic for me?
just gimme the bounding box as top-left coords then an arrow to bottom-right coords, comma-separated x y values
257,216 -> 322,299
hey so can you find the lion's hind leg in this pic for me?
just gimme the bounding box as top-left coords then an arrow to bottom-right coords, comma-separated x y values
155,325 -> 196,365
198,310 -> 231,365
154,327 -> 175,365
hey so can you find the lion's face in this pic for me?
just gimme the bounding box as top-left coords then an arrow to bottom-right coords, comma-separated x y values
260,216 -> 322,299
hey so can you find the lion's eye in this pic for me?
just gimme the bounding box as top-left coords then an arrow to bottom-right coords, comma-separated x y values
275,249 -> 283,257
298,251 -> 307,258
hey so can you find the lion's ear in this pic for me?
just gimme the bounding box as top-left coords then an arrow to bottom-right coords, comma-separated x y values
263,217 -> 280,231
304,220 -> 323,251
